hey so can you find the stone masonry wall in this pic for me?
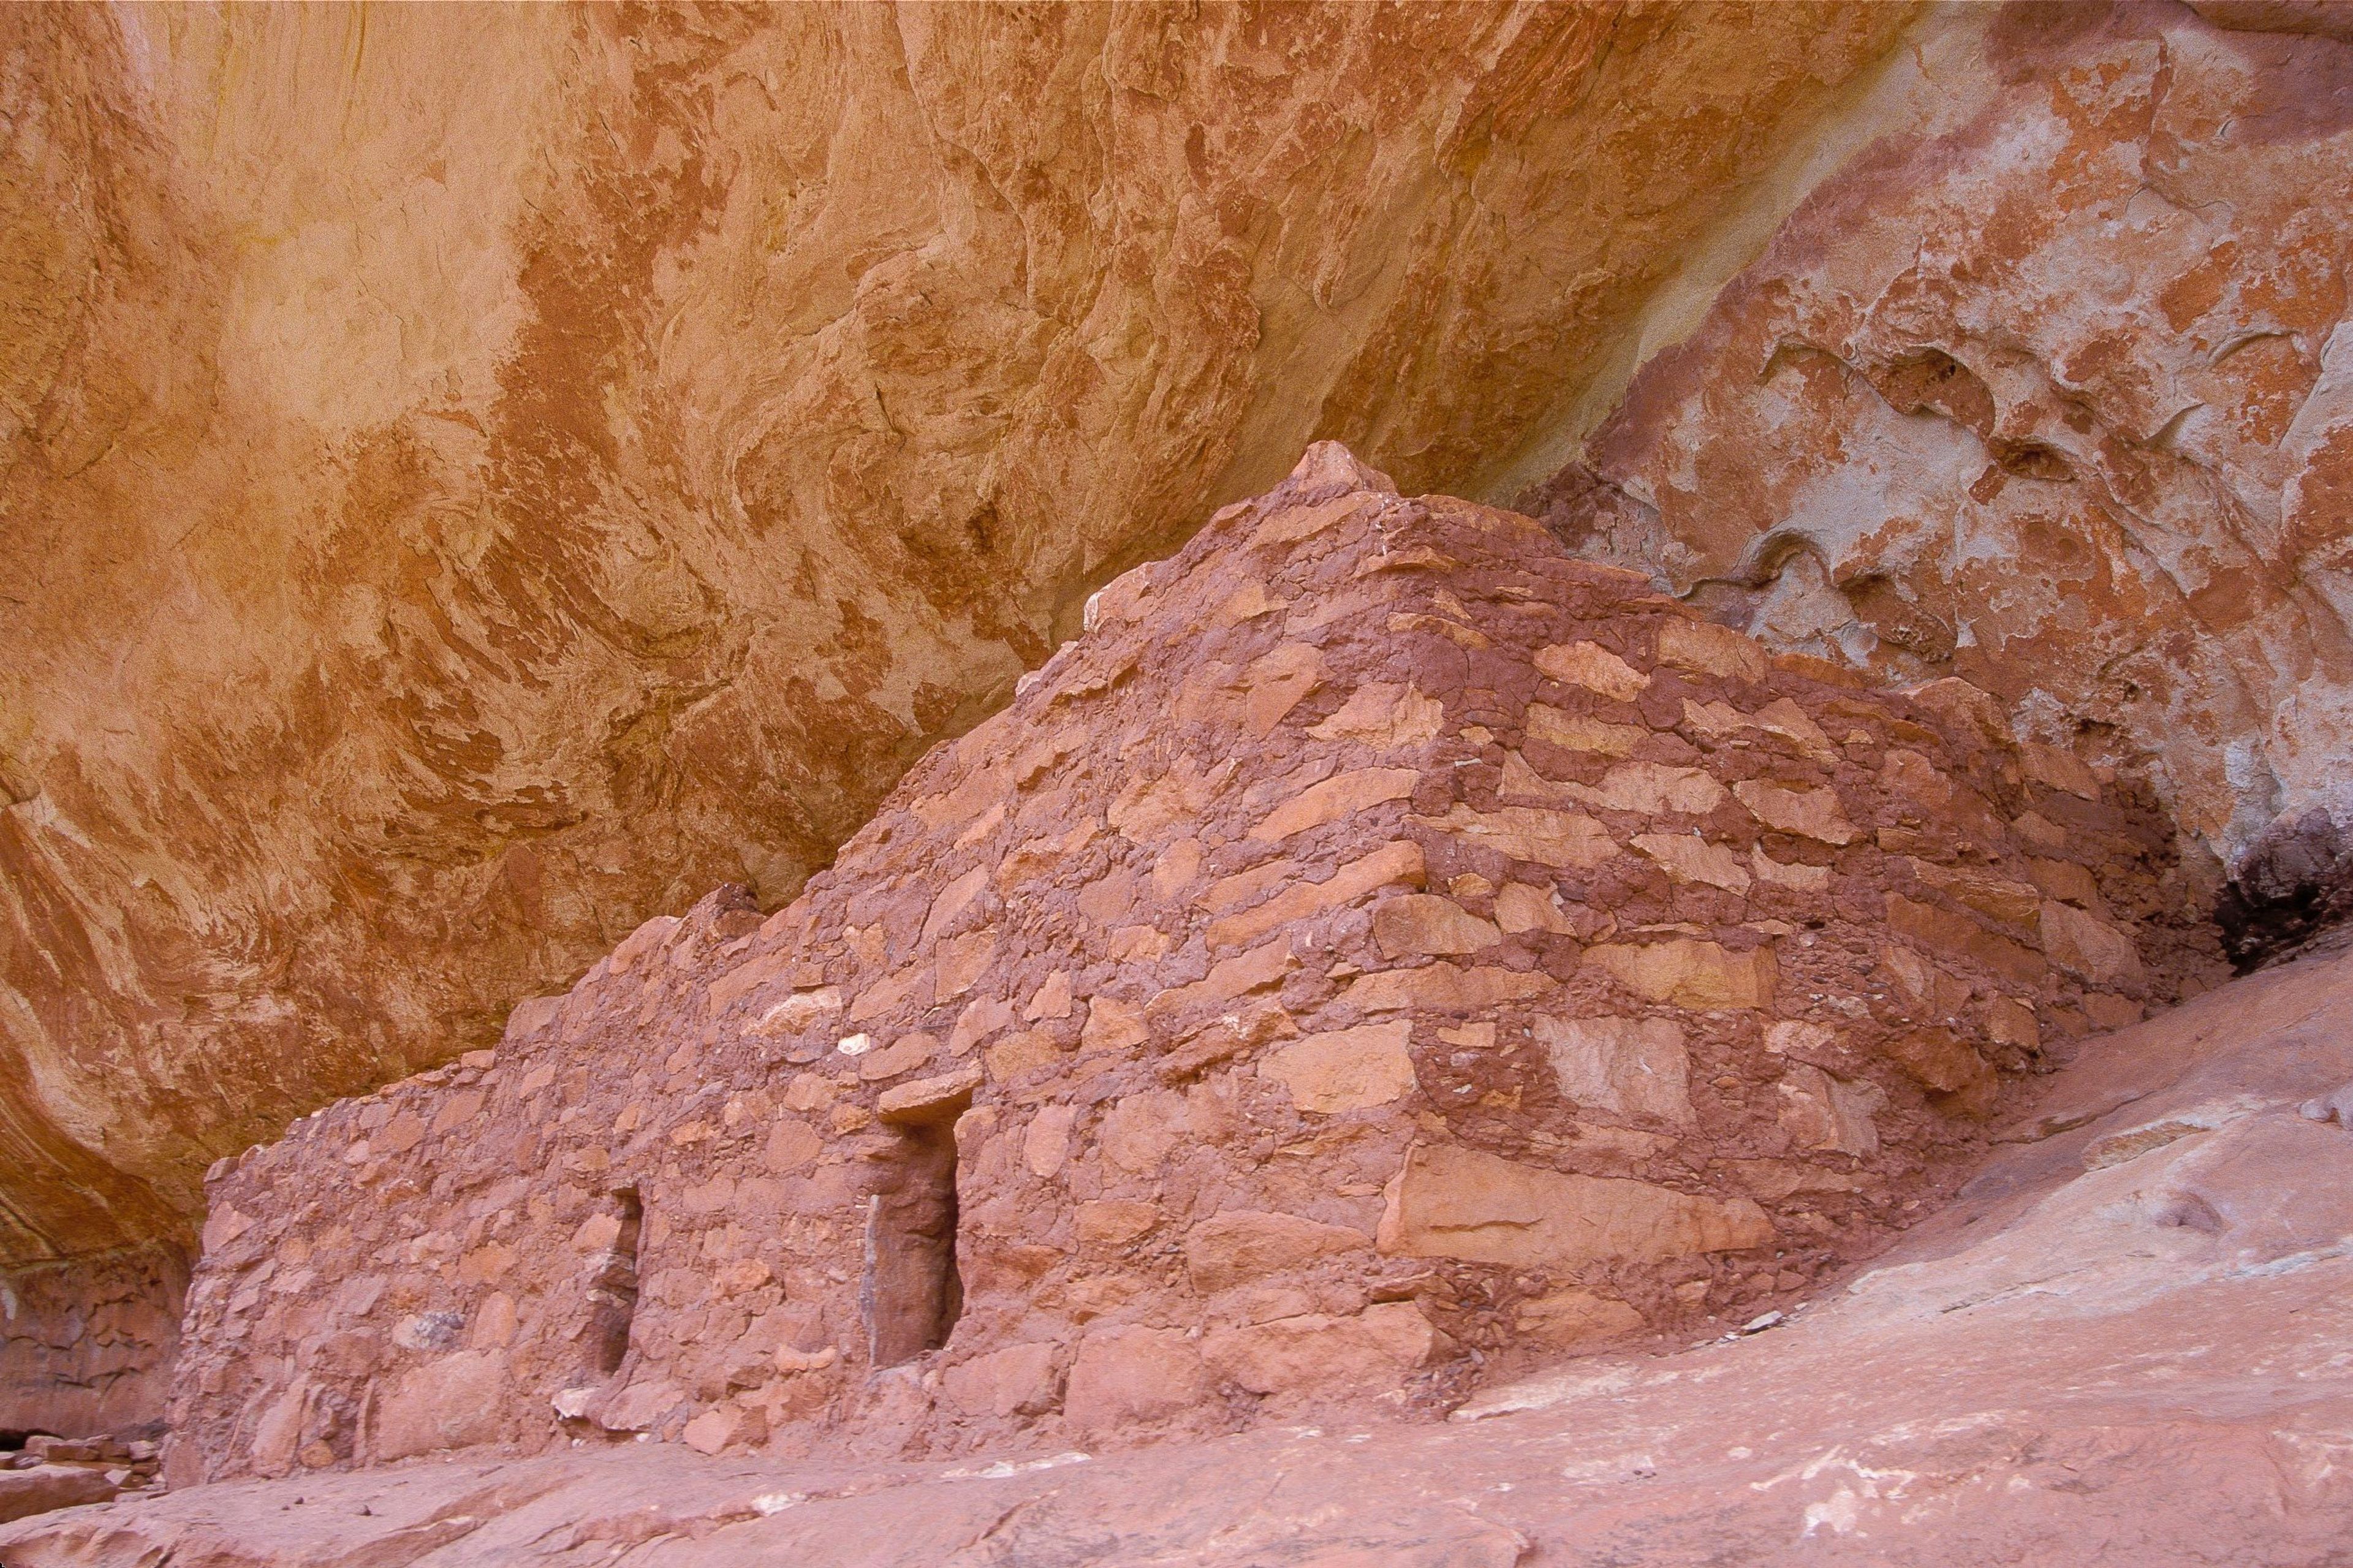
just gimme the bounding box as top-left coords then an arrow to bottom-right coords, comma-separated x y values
167,445 -> 2217,1483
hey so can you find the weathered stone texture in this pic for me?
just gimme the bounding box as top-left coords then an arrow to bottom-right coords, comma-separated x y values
1517,1 -> 2353,958
0,1463 -> 119,1526
165,450 -> 2211,1477
0,1247 -> 184,1441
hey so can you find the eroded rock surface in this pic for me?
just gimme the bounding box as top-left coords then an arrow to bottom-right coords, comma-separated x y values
0,1247 -> 182,1442
0,1435 -> 158,1526
9,915 -> 2347,1566
1518,1 -> 2353,961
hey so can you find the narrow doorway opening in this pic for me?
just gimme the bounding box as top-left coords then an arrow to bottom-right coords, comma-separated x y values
861,1123 -> 963,1368
582,1187 -> 642,1379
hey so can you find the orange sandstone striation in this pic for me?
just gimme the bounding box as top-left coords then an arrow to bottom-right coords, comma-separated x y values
164,450 -> 2214,1480
0,2 -> 1915,1304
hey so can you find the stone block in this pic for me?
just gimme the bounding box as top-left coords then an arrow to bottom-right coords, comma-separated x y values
0,1464 -> 119,1525
681,1404 -> 760,1456
1513,1287 -> 1645,1347
373,1350 -> 510,1461
1540,1015 -> 1693,1124
1588,940 -> 1775,1009
1733,779 -> 1857,844
877,1064 -> 982,1126
749,985 -> 844,1037
1907,860 -> 2042,927
1205,840 -> 1425,952
1776,1064 -> 1885,1156
1566,762 -> 1727,816
933,933 -> 996,1000
1307,681 -> 1446,748
1099,1091 -> 1188,1171
1656,617 -> 1767,681
1751,844 -> 1830,891
1495,882 -> 1578,934
2011,811 -> 2069,852
1884,1026 -> 1996,1115
950,995 -> 1017,1056
1886,895 -> 2047,987
1345,963 -> 1558,1015
1752,697 -> 1839,762
984,1030 -> 1063,1081
1145,937 -> 1299,1029
1249,767 -> 1419,841
847,964 -> 931,1024
1498,751 -> 1581,805
597,1377 -> 688,1437
1984,996 -> 2041,1051
1632,832 -> 1751,892
1075,1199 -> 1161,1245
939,1341 -> 1061,1420
428,1089 -> 486,1135
1415,804 -> 1616,868
920,865 -> 992,945
1023,1105 -> 1077,1178
1184,1210 -> 1374,1293
859,1033 -> 939,1082
1262,1023 -> 1418,1113
1534,640 -> 1650,700
1080,997 -> 1150,1054
1528,704 -> 1645,756
1200,1302 -> 1437,1395
1023,970 -> 1075,1022
2020,741 -> 2101,800
1063,1326 -> 1208,1434
2026,856 -> 2103,909
1372,895 -> 1502,958
1240,642 -> 1325,735
2040,900 -> 2146,992
1377,1144 -> 1773,1269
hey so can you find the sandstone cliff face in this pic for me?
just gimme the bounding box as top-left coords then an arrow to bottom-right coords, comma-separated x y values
0,2 -> 1912,1279
8,0 -> 2353,1466
1517,1 -> 2353,959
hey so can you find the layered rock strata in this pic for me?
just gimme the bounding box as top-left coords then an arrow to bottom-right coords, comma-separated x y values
166,450 -> 2212,1481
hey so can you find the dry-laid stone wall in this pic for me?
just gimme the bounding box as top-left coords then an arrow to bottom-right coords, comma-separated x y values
168,446 -> 2216,1482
